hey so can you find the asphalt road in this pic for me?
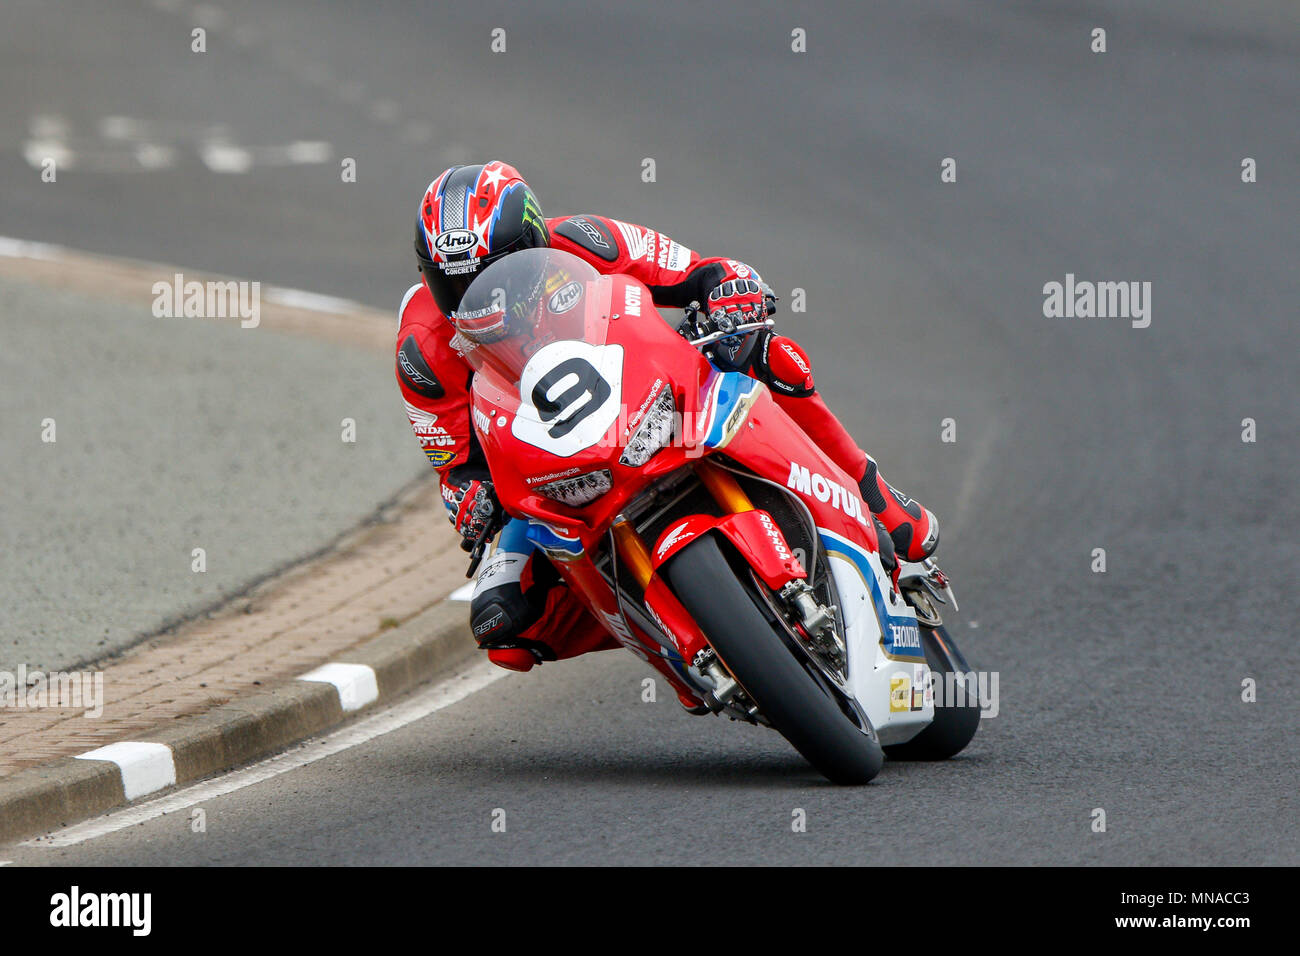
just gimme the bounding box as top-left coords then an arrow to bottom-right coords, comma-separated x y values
0,276 -> 423,673
1,0 -> 1296,863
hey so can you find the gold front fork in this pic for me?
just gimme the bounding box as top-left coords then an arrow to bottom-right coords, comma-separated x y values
611,460 -> 754,586
611,516 -> 655,589
694,459 -> 754,514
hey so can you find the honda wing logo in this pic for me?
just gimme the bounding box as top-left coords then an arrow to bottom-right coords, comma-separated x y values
656,522 -> 695,560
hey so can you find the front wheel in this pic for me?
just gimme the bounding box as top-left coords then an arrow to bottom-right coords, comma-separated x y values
664,535 -> 884,785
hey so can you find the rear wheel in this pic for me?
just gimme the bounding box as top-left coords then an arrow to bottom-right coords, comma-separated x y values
664,534 -> 884,785
883,625 -> 981,760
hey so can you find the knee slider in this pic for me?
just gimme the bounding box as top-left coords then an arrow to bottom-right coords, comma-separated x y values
470,583 -> 533,648
760,334 -> 816,397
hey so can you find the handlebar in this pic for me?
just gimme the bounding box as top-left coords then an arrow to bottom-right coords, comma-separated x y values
678,301 -> 776,348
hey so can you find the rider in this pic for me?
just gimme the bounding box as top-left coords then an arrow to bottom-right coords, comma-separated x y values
396,161 -> 939,685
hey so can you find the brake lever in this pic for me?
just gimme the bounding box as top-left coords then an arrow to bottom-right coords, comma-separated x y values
464,509 -> 504,578
678,301 -> 706,340
921,558 -> 959,613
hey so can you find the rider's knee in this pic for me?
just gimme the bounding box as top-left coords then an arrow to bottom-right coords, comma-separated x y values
755,333 -> 816,398
469,549 -> 536,647
470,581 -> 533,646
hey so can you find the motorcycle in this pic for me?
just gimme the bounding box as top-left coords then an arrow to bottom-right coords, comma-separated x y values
454,248 -> 980,784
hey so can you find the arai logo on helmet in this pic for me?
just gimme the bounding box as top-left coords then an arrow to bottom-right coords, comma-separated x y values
433,229 -> 478,257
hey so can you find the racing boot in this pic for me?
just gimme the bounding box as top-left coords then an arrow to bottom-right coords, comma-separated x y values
769,388 -> 940,563
858,456 -> 939,563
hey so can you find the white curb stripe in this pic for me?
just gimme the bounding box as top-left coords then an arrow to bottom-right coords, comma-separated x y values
0,234 -> 371,316
27,659 -> 506,848
297,663 -> 379,712
74,742 -> 177,801
264,287 -> 356,314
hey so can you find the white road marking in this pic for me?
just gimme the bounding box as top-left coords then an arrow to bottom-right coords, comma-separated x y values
251,140 -> 332,166
0,237 -> 372,321
298,662 -> 379,712
23,140 -> 74,170
23,659 -> 506,848
264,287 -> 358,314
199,142 -> 253,173
23,115 -> 333,174
0,237 -> 62,260
74,742 -> 177,801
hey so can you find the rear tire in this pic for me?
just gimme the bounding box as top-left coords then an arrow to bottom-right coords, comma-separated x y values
664,534 -> 884,785
883,625 -> 981,760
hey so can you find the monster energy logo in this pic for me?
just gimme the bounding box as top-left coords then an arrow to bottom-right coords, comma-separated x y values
521,188 -> 547,238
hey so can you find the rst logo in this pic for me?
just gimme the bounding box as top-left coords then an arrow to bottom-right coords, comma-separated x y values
433,229 -> 477,257
571,217 -> 610,249
785,462 -> 870,525
779,341 -> 810,375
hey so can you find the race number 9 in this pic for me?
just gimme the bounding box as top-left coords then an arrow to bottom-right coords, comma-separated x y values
513,342 -> 624,457
531,357 -> 611,438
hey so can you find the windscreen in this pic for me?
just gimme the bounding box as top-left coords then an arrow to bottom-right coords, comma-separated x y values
451,248 -> 605,385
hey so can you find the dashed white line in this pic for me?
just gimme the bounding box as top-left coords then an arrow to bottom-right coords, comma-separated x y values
23,659 -> 507,848
198,141 -> 253,173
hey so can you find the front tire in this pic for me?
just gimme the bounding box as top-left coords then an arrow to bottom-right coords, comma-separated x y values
664,534 -> 884,785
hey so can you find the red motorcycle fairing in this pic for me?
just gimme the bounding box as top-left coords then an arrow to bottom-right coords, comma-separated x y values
650,511 -> 806,590
460,248 -> 886,703
468,271 -> 714,543
691,380 -> 884,556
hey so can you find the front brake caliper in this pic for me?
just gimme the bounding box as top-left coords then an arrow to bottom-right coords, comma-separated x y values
779,580 -> 843,669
